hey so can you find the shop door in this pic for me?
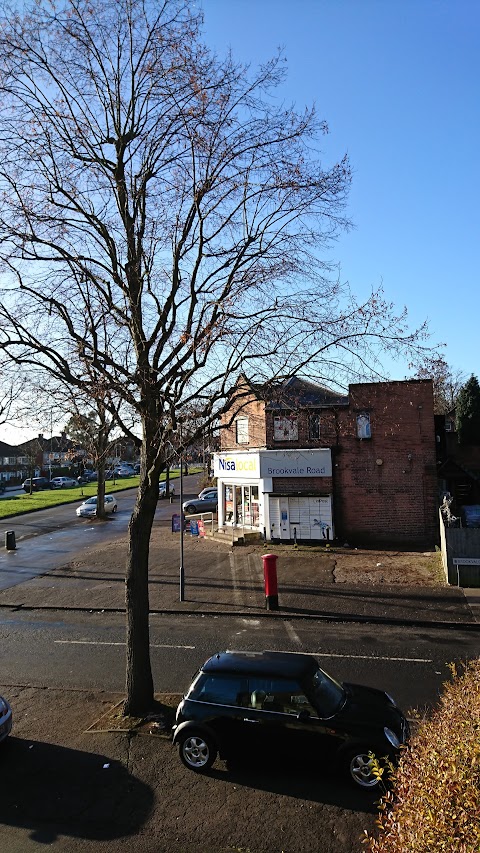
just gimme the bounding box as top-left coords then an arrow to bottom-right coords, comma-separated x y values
279,497 -> 290,540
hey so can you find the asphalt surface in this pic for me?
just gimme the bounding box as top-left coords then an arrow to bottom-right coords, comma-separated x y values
0,484 -> 479,852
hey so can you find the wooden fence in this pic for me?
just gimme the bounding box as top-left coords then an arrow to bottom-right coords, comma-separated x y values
439,509 -> 480,587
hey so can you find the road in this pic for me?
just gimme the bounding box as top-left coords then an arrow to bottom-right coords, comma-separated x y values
0,476 -> 478,714
0,605 -> 477,715
0,479 -> 196,591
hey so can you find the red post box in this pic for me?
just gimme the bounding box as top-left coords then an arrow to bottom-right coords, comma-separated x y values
262,553 -> 279,610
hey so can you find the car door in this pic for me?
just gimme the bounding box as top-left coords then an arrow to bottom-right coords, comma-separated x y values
245,677 -> 340,764
187,673 -> 250,753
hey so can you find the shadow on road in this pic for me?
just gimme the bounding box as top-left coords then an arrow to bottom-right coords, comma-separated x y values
215,754 -> 379,814
0,736 -> 154,843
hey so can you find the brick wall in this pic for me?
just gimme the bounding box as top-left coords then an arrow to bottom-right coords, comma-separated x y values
334,380 -> 437,545
273,476 -> 333,495
221,391 -> 266,450
265,408 -> 339,448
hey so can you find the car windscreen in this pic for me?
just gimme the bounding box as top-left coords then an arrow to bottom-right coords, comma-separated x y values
85,497 -> 97,505
311,668 -> 345,718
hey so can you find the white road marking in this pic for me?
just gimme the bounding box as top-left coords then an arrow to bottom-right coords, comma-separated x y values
54,640 -> 195,649
283,620 -> 303,648
265,648 -> 432,663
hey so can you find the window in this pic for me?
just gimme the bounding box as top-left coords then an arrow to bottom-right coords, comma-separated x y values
356,412 -> 371,439
235,416 -> 249,444
273,415 -> 298,441
186,673 -> 248,706
248,677 -> 316,716
308,413 -> 321,440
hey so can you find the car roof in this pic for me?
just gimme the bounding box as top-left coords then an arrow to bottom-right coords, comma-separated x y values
201,650 -> 318,679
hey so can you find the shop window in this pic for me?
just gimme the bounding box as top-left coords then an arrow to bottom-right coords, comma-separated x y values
308,413 -> 321,440
356,412 -> 371,439
235,416 -> 249,444
273,415 -> 298,441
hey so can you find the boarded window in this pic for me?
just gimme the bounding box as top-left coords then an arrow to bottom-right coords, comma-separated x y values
273,415 -> 298,441
235,417 -> 249,444
356,412 -> 371,439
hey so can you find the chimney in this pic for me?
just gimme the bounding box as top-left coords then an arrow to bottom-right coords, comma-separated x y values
38,433 -> 43,440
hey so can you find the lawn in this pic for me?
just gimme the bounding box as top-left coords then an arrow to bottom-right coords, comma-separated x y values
0,477 -> 140,520
0,468 -> 203,521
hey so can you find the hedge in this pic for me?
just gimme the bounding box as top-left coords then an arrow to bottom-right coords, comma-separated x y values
363,658 -> 480,852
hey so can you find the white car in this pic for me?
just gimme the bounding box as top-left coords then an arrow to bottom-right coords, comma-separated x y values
76,495 -> 118,517
198,487 -> 218,501
51,476 -> 78,489
159,480 -> 175,498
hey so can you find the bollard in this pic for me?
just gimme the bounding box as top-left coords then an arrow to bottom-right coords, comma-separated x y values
5,530 -> 16,551
262,553 -> 279,610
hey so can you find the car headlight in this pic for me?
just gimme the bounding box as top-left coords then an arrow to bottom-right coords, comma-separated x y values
384,727 -> 400,748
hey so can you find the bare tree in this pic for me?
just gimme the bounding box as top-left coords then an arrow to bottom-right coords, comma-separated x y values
0,0 -> 431,714
64,403 -> 119,517
412,356 -> 465,415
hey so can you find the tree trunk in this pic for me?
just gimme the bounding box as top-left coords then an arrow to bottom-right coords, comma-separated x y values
123,466 -> 157,715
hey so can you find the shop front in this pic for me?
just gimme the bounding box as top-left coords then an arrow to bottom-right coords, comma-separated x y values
213,448 -> 334,542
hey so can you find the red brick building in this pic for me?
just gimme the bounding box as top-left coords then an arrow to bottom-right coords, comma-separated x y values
214,376 -> 438,546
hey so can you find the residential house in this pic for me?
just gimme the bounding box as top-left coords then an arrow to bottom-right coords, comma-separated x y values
0,441 -> 28,483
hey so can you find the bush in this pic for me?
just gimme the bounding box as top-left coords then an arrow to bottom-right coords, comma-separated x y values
363,658 -> 480,852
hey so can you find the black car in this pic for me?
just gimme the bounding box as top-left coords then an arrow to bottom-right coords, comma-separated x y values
173,650 -> 409,789
22,477 -> 54,492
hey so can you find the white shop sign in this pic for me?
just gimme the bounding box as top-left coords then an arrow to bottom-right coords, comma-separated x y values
214,449 -> 332,480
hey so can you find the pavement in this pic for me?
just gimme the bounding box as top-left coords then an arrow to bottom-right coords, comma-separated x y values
1,503 -> 480,852
0,513 -> 479,627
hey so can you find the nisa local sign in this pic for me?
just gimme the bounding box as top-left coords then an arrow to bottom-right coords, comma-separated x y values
214,453 -> 259,478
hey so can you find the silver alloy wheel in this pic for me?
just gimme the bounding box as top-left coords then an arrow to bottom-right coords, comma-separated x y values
182,734 -> 210,768
349,752 -> 379,788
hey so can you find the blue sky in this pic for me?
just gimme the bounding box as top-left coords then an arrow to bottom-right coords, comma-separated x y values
2,0 -> 478,445
202,0 -> 479,379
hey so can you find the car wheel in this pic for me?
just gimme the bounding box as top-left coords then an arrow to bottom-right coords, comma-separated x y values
178,730 -> 217,772
184,504 -> 196,514
112,505 -> 117,513
342,747 -> 381,789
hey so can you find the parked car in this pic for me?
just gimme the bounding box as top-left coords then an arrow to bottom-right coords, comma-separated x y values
22,477 -> 54,492
115,466 -> 135,477
159,480 -> 175,498
76,495 -> 118,517
173,650 -> 409,789
198,487 -> 218,501
183,494 -> 218,514
80,471 -> 97,483
50,476 -> 78,489
0,693 -> 12,743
